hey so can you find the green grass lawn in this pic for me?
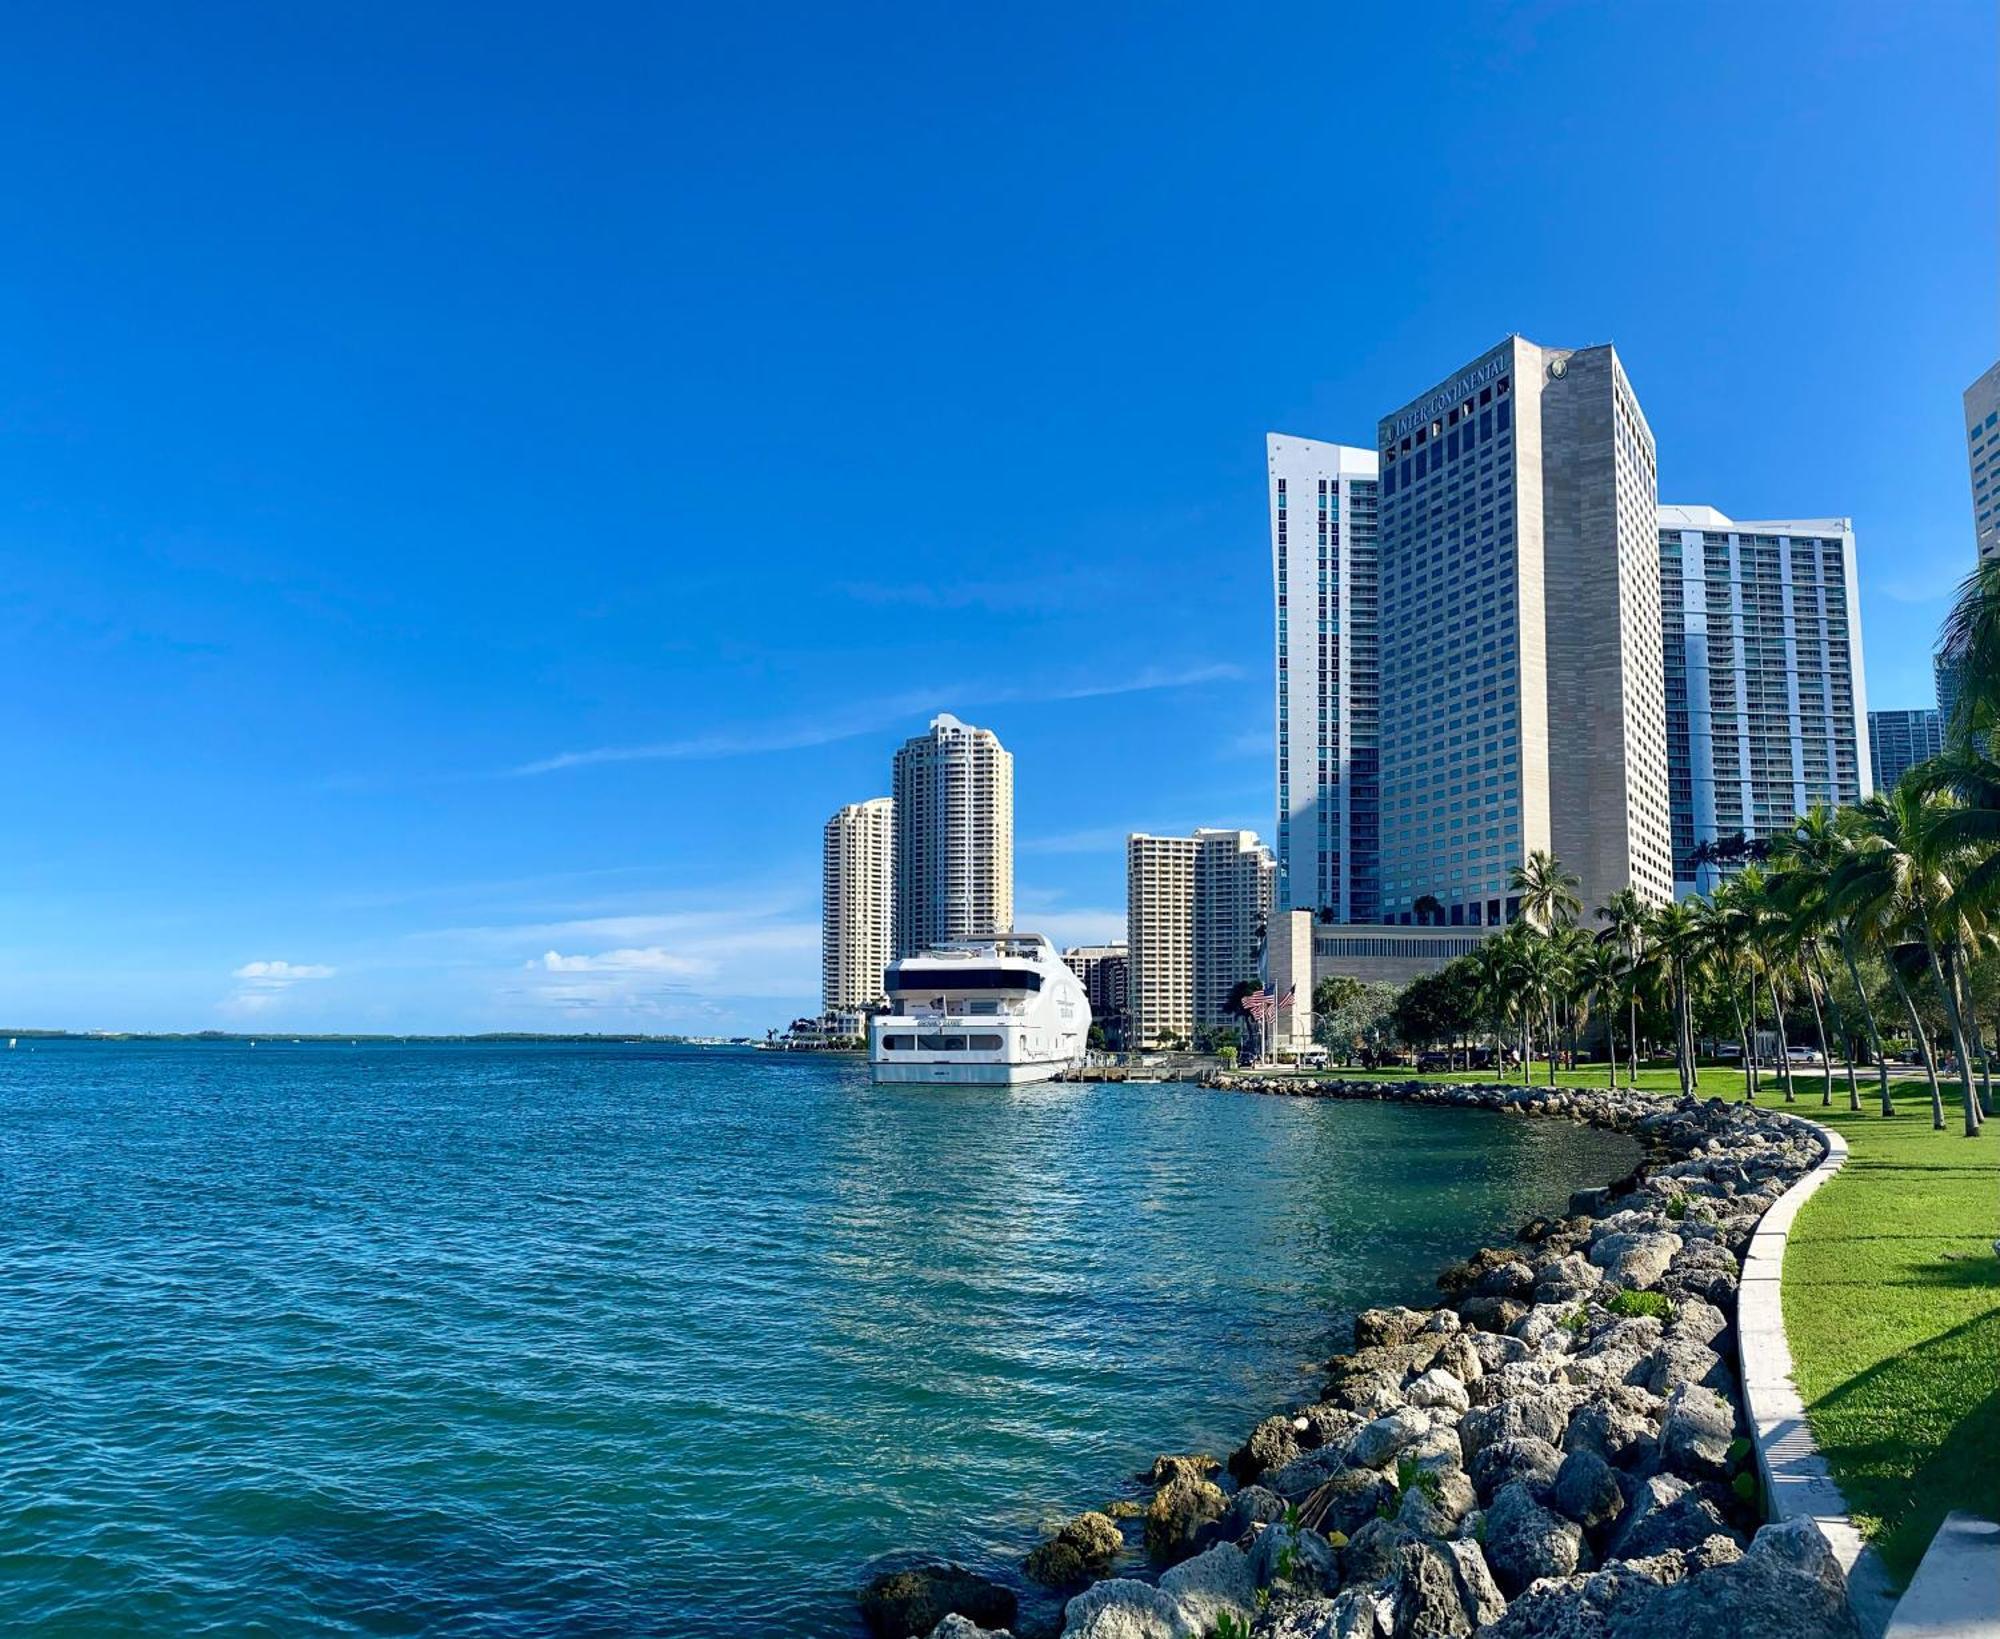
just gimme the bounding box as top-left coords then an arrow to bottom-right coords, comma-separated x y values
1783,1087 -> 2000,1584
1272,1060 -> 1999,1581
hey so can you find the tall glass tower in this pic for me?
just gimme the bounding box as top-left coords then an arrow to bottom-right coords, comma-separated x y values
1267,436 -> 1380,921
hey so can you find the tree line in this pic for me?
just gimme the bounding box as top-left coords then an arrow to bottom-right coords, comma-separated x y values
1345,557 -> 2000,1141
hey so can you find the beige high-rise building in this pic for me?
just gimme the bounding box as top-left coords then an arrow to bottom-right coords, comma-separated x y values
1193,829 -> 1274,1028
1966,360 -> 2000,564
1127,834 -> 1196,1048
1375,336 -> 1673,926
1126,828 -> 1275,1048
822,798 -> 895,1015
891,714 -> 1014,957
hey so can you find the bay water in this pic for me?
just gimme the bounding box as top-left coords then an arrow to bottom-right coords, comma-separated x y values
0,1041 -> 1636,1635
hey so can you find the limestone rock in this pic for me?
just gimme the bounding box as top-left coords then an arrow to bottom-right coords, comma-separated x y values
928,1619 -> 1013,1639
1059,1578 -> 1194,1639
1480,1480 -> 1586,1597
1249,1519 -> 1343,1598
1339,1517 -> 1420,1586
1262,1589 -> 1390,1639
1549,1448 -> 1625,1534
1658,1383 -> 1736,1483
1355,1306 -> 1433,1348
1636,1332 -> 1727,1398
1609,1473 -> 1741,1561
1144,1474 -> 1226,1564
1218,1484 -> 1287,1538
1562,1389 -> 1660,1469
861,1565 -> 1019,1639
1533,1253 -> 1602,1305
1638,1517 -> 1862,1639
1385,1538 -> 1505,1638
1142,1454 -> 1218,1487
1587,1230 -> 1679,1291
1156,1542 -> 1256,1634
1406,1368 -> 1470,1415
1299,1465 -> 1395,1538
1351,1406 -> 1432,1468
1469,1435 -> 1564,1502
1459,1393 -> 1569,1466
1026,1511 -> 1125,1588
1230,1412 -> 1302,1483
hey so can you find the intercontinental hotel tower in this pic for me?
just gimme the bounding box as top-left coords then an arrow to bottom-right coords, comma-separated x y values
1375,337 -> 1673,925
1273,336 -> 1675,940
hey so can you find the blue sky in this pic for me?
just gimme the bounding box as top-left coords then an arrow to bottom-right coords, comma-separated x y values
0,0 -> 1990,1033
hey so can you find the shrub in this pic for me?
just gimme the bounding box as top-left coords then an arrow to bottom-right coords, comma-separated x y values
1607,1288 -> 1674,1321
1666,1193 -> 1691,1220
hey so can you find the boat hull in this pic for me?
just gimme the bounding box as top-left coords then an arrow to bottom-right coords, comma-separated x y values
869,1057 -> 1076,1087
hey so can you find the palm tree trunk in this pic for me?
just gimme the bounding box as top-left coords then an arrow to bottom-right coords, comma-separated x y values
1728,988 -> 1752,1102
1803,969 -> 1833,1107
1947,949 -> 1985,1133
1745,976 -> 1760,1100
1887,961 -> 1946,1129
1812,947 -> 1859,1112
1921,941 -> 1980,1139
1768,974 -> 1796,1101
1627,992 -> 1639,1086
1677,963 -> 1695,1097
1838,937 -> 1892,1117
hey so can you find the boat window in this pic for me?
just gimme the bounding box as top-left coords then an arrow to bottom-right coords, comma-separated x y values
881,1035 -> 914,1051
967,1000 -> 999,1015
968,1034 -> 1003,1050
917,1034 -> 969,1052
886,968 -> 1042,993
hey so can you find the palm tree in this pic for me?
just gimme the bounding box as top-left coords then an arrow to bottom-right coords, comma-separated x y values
1650,899 -> 1701,1098
1936,554 -> 2000,748
1836,782 -> 1982,1136
1598,888 -> 1652,1085
1512,851 -> 1582,933
1468,936 -> 1517,1082
1769,804 -> 1891,1115
1577,937 -> 1628,1089
1695,889 -> 1757,1100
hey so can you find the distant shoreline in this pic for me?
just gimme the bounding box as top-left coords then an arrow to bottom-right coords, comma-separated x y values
0,1030 -> 765,1046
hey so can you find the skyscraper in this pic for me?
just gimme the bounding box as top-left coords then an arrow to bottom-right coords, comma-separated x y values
1966,359 -> 2000,564
1936,650 -> 1964,737
1193,828 -> 1275,1028
1869,708 -> 1944,792
1062,943 -> 1128,1040
1268,435 -> 1381,921
1658,505 -> 1871,895
1125,828 -> 1275,1047
1126,833 -> 1196,1048
822,798 -> 894,1015
1375,337 -> 1673,926
891,714 -> 1014,956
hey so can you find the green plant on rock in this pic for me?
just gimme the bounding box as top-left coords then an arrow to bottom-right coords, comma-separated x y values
1607,1288 -> 1674,1320
1209,1615 -> 1251,1639
1666,1193 -> 1691,1220
1560,1306 -> 1590,1335
1394,1456 -> 1443,1504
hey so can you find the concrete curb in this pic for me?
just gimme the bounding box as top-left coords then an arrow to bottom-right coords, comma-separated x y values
1738,1114 -> 1899,1639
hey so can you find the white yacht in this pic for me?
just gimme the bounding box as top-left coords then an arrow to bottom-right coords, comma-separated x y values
869,933 -> 1090,1085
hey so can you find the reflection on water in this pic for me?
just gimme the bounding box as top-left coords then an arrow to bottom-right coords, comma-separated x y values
0,1042 -> 1636,1636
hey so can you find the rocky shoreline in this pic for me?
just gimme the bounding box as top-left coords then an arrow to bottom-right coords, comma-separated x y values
859,1077 -> 1863,1639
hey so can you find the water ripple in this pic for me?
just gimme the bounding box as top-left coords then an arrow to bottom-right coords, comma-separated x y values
0,1042 -> 1635,1636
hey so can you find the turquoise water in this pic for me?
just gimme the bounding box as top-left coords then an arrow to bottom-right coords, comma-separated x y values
0,1041 -> 1636,1636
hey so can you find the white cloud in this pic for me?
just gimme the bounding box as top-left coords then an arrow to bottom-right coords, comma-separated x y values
222,958 -> 337,1018
534,946 -> 713,977
231,960 -> 336,984
509,663 -> 1243,777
